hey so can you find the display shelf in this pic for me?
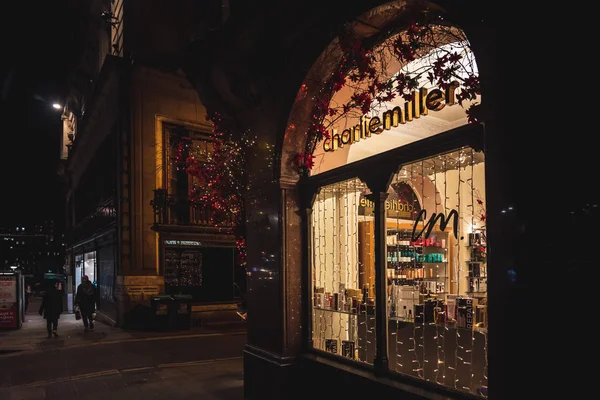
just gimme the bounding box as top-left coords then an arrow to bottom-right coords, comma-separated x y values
313,306 -> 361,316
386,227 -> 451,324
387,244 -> 447,249
389,316 -> 487,330
466,233 -> 487,299
386,262 -> 447,269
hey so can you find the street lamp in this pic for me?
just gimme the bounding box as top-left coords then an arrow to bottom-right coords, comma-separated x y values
52,103 -> 62,110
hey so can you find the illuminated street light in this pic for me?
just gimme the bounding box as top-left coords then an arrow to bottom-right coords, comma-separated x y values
52,103 -> 62,109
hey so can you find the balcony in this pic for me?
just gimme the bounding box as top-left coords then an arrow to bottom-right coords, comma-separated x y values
151,189 -> 235,233
71,198 -> 117,245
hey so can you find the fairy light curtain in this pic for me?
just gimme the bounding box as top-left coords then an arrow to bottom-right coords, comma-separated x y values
308,146 -> 487,398
386,147 -> 487,396
311,178 -> 376,364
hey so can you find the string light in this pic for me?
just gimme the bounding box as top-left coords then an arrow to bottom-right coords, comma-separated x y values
312,179 -> 376,363
309,152 -> 487,394
172,114 -> 260,268
344,180 -> 350,351
297,18 -> 486,397
454,154 -> 462,389
469,148 -> 476,387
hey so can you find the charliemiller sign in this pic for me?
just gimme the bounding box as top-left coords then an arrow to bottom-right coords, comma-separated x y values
0,275 -> 17,328
323,81 -> 460,152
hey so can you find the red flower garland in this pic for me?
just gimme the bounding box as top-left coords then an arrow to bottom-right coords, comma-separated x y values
296,19 -> 482,175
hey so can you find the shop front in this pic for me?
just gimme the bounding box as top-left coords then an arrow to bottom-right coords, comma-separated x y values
159,234 -> 237,303
297,31 -> 488,395
74,252 -> 96,286
305,126 -> 486,395
239,4 -> 493,399
185,0 -> 588,398
96,245 -> 117,323
71,231 -> 117,323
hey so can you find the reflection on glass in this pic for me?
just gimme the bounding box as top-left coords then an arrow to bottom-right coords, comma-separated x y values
311,178 -> 376,364
385,147 -> 488,397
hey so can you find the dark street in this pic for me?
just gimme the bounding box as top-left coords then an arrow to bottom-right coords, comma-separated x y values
1,296 -> 246,399
0,331 -> 245,399
1,1 -> 590,399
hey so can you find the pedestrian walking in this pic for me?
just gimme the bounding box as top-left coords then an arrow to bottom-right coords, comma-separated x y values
38,281 -> 64,338
76,275 -> 97,332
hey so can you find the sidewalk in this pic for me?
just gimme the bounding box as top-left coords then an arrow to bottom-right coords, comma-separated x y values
0,297 -> 246,354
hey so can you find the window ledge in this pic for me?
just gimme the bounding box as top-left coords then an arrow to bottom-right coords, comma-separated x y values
300,352 -> 481,400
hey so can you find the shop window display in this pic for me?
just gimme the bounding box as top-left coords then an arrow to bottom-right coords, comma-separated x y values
311,178 -> 376,364
84,251 -> 96,285
385,147 -> 486,395
304,18 -> 488,396
309,146 -> 487,396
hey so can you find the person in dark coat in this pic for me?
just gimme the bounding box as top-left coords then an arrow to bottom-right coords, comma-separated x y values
76,275 -> 97,332
39,281 -> 64,338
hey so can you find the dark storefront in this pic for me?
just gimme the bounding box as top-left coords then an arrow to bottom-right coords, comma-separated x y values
97,244 -> 117,322
161,238 -> 236,302
70,231 -> 117,323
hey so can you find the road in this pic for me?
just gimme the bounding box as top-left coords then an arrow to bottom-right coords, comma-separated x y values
0,332 -> 246,400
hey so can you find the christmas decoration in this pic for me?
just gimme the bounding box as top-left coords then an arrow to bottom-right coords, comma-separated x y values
296,17 -> 481,174
172,112 -> 256,267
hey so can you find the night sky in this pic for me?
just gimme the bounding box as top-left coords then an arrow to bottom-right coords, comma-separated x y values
0,1 -> 75,229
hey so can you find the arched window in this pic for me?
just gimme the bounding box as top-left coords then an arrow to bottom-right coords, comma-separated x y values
303,24 -> 487,397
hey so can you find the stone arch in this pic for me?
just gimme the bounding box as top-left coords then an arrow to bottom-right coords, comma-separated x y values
279,0 -> 488,183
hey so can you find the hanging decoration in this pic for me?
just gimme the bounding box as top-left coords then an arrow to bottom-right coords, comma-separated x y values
295,16 -> 481,175
172,112 -> 256,267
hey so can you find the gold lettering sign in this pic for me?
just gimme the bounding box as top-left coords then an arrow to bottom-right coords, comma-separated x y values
360,198 -> 415,218
323,81 -> 460,152
358,182 -> 421,220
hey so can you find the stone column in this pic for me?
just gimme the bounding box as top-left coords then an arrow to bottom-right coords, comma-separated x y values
242,134 -> 304,400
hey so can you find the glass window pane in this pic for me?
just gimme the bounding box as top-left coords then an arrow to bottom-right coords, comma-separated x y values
311,177 -> 376,364
84,251 -> 96,285
386,147 -> 487,396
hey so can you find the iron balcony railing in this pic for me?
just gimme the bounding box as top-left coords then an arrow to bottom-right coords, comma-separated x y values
151,189 -> 235,227
71,198 -> 117,244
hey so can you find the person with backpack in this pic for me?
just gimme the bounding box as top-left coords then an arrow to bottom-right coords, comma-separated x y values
75,275 -> 97,332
